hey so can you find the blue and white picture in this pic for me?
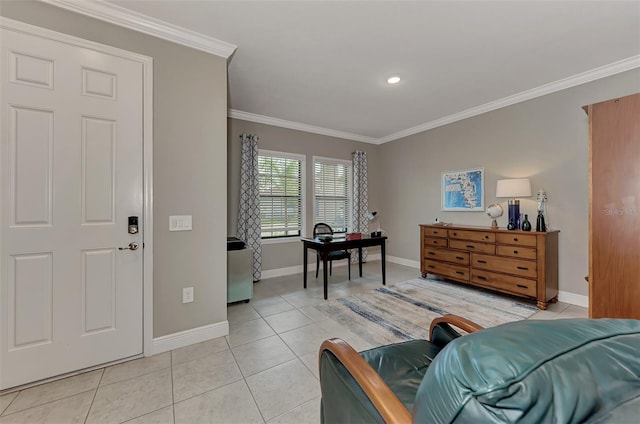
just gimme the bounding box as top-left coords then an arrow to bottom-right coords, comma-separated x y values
442,168 -> 484,211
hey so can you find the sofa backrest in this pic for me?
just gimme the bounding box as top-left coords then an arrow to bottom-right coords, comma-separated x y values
413,319 -> 640,423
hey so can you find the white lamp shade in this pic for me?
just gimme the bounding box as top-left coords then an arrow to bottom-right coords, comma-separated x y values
496,178 -> 532,198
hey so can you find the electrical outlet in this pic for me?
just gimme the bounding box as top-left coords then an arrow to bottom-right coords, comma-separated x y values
182,287 -> 194,303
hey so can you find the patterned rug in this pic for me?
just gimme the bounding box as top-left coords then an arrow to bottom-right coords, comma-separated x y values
314,277 -> 538,346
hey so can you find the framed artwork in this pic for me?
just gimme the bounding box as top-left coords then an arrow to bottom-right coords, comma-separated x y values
442,168 -> 484,211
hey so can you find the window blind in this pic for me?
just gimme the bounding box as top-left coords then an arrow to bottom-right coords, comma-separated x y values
258,153 -> 303,238
314,158 -> 352,233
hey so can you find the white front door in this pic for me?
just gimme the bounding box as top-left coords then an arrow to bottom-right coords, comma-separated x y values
1,23 -> 144,389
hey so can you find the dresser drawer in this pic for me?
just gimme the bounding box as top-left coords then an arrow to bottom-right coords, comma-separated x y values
471,269 -> 536,297
449,229 -> 495,243
424,237 -> 448,248
449,239 -> 496,255
424,226 -> 448,237
496,245 -> 537,260
424,247 -> 469,265
496,233 -> 537,247
472,253 -> 537,278
423,259 -> 470,281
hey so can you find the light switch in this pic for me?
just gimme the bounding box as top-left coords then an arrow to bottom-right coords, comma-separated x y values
170,215 -> 192,231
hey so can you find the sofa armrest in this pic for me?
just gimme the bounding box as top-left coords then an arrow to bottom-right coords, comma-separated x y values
429,314 -> 483,341
319,338 -> 412,424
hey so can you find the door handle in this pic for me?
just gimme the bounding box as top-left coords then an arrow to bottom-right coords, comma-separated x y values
119,242 -> 139,251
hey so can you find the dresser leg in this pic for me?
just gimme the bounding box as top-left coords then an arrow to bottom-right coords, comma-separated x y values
536,300 -> 547,310
421,272 -> 427,278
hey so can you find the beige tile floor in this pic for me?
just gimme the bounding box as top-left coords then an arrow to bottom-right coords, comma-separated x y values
0,262 -> 587,424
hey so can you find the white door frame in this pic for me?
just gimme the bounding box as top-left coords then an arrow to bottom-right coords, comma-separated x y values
0,17 -> 154,358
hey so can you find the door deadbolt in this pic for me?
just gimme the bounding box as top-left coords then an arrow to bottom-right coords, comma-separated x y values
128,216 -> 139,234
119,242 -> 139,251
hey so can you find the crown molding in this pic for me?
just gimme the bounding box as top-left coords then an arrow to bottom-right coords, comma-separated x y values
228,110 -> 379,144
377,55 -> 640,144
40,0 -> 237,58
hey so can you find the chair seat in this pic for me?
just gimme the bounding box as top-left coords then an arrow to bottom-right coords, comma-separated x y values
327,250 -> 350,260
359,340 -> 441,411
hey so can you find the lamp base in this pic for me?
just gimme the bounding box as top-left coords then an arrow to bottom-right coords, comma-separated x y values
490,219 -> 498,229
508,200 -> 520,230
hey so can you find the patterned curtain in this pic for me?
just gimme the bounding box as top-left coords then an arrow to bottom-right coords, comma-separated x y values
237,133 -> 262,281
352,151 -> 369,263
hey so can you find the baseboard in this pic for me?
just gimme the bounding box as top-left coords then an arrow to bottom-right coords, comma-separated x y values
558,291 -> 589,308
387,255 -> 420,269
151,320 -> 229,355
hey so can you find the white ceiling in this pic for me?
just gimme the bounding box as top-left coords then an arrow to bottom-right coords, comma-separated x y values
98,1 -> 639,143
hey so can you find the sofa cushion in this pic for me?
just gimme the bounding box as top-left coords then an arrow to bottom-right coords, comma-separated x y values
413,319 -> 640,423
360,339 -> 441,411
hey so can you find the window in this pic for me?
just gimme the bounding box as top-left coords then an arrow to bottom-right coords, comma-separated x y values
314,157 -> 352,233
258,150 -> 304,239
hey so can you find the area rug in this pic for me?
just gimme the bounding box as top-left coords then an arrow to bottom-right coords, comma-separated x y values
314,277 -> 538,346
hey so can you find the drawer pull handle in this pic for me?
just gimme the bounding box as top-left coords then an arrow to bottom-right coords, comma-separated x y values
432,231 -> 438,234
428,265 -> 435,269
484,235 -> 489,239
453,232 -> 457,236
428,252 -> 435,255
517,266 -> 528,270
477,276 -> 487,281
433,241 -> 438,244
477,260 -> 487,264
516,284 -> 528,289
466,245 -> 475,248
456,256 -> 464,260
456,271 -> 464,275
513,250 -> 519,254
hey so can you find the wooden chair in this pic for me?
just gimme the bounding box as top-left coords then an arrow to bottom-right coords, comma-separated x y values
313,223 -> 351,280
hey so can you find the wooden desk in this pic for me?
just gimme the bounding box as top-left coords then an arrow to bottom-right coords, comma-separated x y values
302,236 -> 387,299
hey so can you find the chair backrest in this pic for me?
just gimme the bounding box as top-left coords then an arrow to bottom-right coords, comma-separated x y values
314,223 -> 333,237
413,318 -> 640,423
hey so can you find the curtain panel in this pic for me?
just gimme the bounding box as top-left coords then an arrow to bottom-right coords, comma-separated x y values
237,133 -> 262,281
352,151 -> 369,263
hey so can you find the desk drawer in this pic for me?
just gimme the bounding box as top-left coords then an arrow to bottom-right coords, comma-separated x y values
449,229 -> 495,243
496,245 -> 537,260
449,239 -> 495,255
424,247 -> 469,265
496,233 -> 537,247
471,269 -> 536,297
472,254 -> 537,279
424,259 -> 469,281
425,237 -> 448,248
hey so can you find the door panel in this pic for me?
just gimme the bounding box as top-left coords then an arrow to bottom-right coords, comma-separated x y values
1,25 -> 144,389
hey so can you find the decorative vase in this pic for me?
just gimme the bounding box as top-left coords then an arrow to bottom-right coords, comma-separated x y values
536,211 -> 547,232
507,220 -> 516,230
522,214 -> 532,231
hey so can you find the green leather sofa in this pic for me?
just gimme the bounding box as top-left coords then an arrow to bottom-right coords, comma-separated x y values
319,315 -> 640,423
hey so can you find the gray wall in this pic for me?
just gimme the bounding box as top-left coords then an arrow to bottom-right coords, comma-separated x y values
379,70 -> 640,297
227,119 -> 382,271
1,1 -> 229,337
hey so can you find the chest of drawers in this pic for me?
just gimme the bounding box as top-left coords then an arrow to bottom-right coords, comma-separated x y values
420,224 -> 559,309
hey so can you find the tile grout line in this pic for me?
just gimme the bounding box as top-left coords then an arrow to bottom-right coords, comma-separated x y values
83,368 -> 104,424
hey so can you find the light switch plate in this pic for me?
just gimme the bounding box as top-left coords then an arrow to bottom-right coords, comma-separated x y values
170,215 -> 192,231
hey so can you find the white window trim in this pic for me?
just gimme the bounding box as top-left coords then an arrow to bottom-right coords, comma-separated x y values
312,155 -> 353,233
258,149 -> 306,242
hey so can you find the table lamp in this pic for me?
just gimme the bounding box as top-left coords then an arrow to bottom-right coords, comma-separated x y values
367,211 -> 381,237
496,178 -> 531,230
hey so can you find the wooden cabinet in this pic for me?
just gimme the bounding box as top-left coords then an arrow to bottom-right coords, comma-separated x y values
420,224 -> 559,309
586,93 -> 640,319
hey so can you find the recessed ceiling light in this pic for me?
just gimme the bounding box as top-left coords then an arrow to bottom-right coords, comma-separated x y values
387,75 -> 401,84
